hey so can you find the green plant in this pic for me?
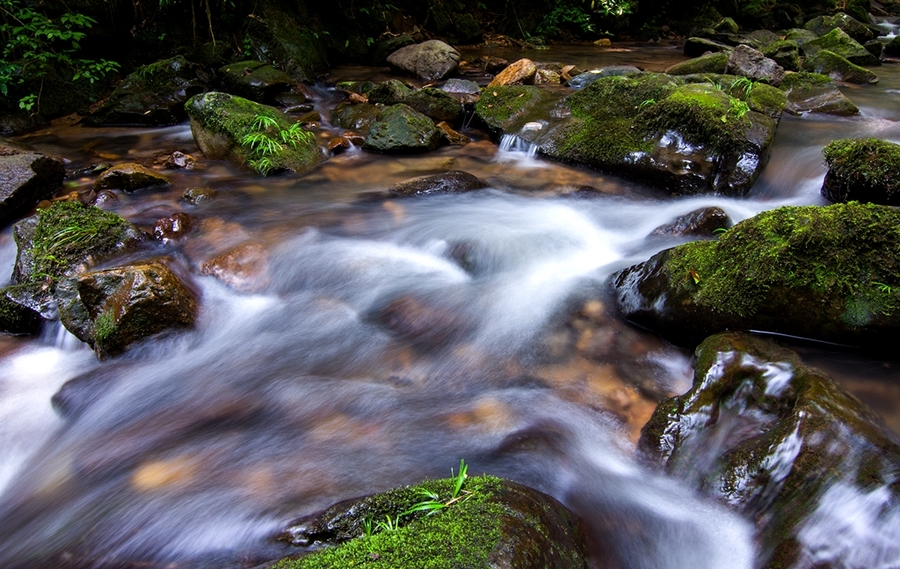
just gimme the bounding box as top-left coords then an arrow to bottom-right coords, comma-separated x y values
239,113 -> 314,175
730,76 -> 755,99
375,514 -> 401,532
403,459 -> 471,517
874,282 -> 893,294
729,98 -> 750,120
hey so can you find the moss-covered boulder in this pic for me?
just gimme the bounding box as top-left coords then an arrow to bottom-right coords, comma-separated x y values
363,104 -> 442,153
0,143 -> 65,227
639,332 -> 900,569
802,50 -> 879,84
474,86 -> 558,141
84,56 -> 207,127
184,92 -> 323,175
822,138 -> 900,204
804,12 -> 874,44
725,44 -> 784,86
332,103 -> 383,131
611,202 -> 900,350
778,72 -> 859,115
273,475 -> 587,569
56,260 -> 197,359
218,60 -> 297,103
761,40 -> 801,72
665,52 -> 729,75
402,88 -> 465,125
367,79 -> 413,105
783,28 -> 818,46
802,28 -> 881,66
539,73 -> 782,196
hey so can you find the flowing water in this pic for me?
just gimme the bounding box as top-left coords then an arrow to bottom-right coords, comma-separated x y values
0,44 -> 899,569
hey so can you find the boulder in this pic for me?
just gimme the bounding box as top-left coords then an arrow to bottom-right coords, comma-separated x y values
611,202 -> 900,351
822,138 -> 900,204
367,79 -> 413,106
802,28 -> 881,66
218,60 -> 297,103
783,28 -> 818,46
665,52 -> 729,75
57,260 -> 197,358
84,56 -> 207,127
565,66 -> 641,89
388,171 -> 489,197
0,287 -> 43,334
331,102 -> 383,131
371,33 -> 415,65
275,475 -> 587,569
683,37 -> 733,57
488,58 -> 538,87
184,92 -> 323,175
778,72 -> 859,115
761,40 -> 801,72
725,44 -> 784,86
93,163 -> 170,192
200,242 -> 270,293
802,50 -> 879,84
153,212 -> 194,243
387,40 -> 461,81
362,104 -> 442,153
886,36 -> 900,57
374,294 -> 472,348
401,88 -> 464,125
648,206 -> 732,238
474,86 -> 558,140
639,332 -> 900,569
0,144 -> 65,227
804,12 -> 874,44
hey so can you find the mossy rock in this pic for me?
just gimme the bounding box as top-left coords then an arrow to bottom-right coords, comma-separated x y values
802,28 -> 880,66
639,332 -> 900,569
783,28 -> 818,46
362,104 -> 442,153
665,52 -> 729,75
401,88 -> 464,125
332,103 -> 383,131
761,40 -> 801,72
367,79 -> 413,105
184,92 -> 323,175
802,49 -> 879,84
779,72 -> 859,115
218,60 -> 296,103
473,86 -> 558,140
0,286 -> 42,334
273,475 -> 588,569
804,12 -> 874,44
822,138 -> 900,204
886,36 -> 900,57
611,202 -> 900,351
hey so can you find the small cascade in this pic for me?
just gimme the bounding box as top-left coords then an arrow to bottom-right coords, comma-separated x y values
496,121 -> 547,165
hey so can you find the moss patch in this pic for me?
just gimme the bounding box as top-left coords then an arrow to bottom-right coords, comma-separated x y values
823,138 -> 900,203
665,52 -> 729,75
474,86 -> 555,139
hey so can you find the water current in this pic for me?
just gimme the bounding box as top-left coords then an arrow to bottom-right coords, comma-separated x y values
0,42 -> 899,569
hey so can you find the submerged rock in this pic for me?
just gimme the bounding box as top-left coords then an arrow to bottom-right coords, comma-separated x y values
274,475 -> 587,569
388,170 -> 489,197
779,72 -> 859,115
387,40 -> 460,81
200,242 -> 270,293
0,143 -> 65,227
639,332 -> 900,569
611,202 -> 900,351
93,163 -> 170,192
362,104 -> 442,153
822,138 -> 900,204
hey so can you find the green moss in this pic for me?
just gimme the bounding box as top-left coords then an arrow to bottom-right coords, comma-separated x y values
803,28 -> 879,66
474,86 -> 554,137
823,138 -> 900,202
92,308 -> 117,344
665,52 -> 729,76
779,71 -> 832,89
802,50 -> 879,84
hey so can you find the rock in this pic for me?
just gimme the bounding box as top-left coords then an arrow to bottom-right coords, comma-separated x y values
481,56 -> 509,74
184,92 -> 323,176
327,137 -> 352,154
713,17 -> 740,35
436,121 -> 471,145
802,50 -> 879,84
805,12 -> 874,44
665,52 -> 729,75
611,202 -> 900,351
725,44 -> 785,86
401,88 -> 464,125
275,475 -> 587,568
388,170 -> 489,197
164,151 -> 196,170
153,212 -> 194,243
218,60 -> 297,103
779,72 -> 860,115
441,78 -> 481,96
181,187 -> 217,205
488,58 -> 538,87
367,79 -> 413,106
822,138 -> 900,204
736,29 -> 782,48
864,39 -> 884,60
886,35 -> 900,57
474,86 -> 558,140
565,65 -> 641,89
374,294 -> 471,347
0,286 -> 43,334
371,33 -> 415,65
648,206 -> 732,238
362,104 -> 442,154
332,102 -> 382,131
57,260 -> 197,358
539,74 -> 782,196
51,366 -> 122,418
93,163 -> 170,192
535,69 -> 562,84
200,242 -> 270,293
386,40 -> 461,81
784,28 -> 818,45
802,28 -> 880,66
638,332 -> 900,569
761,40 -> 801,72
0,145 -> 65,227
684,37 -> 733,57
84,56 -> 207,127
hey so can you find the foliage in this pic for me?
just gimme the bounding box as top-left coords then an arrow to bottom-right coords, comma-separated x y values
534,0 -> 631,39
239,114 -> 315,175
0,0 -> 119,111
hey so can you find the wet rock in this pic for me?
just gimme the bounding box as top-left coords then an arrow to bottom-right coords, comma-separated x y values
362,104 -> 442,154
51,365 -> 122,418
0,286 -> 43,334
441,78 -> 481,98
802,28 -> 880,66
218,60 -> 297,103
89,189 -> 119,208
402,88 -> 464,125
802,50 -> 879,84
783,28 -> 818,46
185,92 -> 323,176
725,44 -> 784,86
85,56 -> 207,127
164,151 -> 196,170
367,79 -> 413,106
565,65 -> 641,89
665,52 -> 729,75
886,35 -> 900,57
327,137 -> 352,154
779,72 -> 859,115
371,33 -> 415,65
386,40 -> 460,81
375,294 -> 471,347
488,58 -> 538,87
71,162 -> 111,178
648,206 -> 732,238
0,144 -> 65,227
821,138 -> 900,204
481,56 -> 510,74
474,86 -> 558,141
761,40 -> 801,72
93,163 -> 170,192
57,260 -> 197,358
864,39 -> 884,60
611,202 -> 900,351
388,170 -> 489,197
153,212 -> 194,243
805,12 -> 874,44
200,242 -> 270,293
436,121 -> 471,145
332,102 -> 382,131
639,332 -> 900,569
684,37 -> 733,57
181,187 -> 217,205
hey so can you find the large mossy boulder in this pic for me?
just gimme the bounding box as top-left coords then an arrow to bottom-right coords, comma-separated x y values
611,202 -> 900,351
802,50 -> 879,84
85,56 -> 207,127
218,60 -> 297,103
474,86 -> 558,140
386,40 -> 461,81
761,40 -> 801,72
802,28 -> 880,66
822,138 -> 900,204
538,73 -> 783,196
362,104 -> 442,153
184,92 -> 322,175
778,72 -> 859,115
0,143 -> 65,227
273,475 -> 587,569
804,12 -> 874,44
402,88 -> 464,125
665,52 -> 729,75
639,332 -> 900,569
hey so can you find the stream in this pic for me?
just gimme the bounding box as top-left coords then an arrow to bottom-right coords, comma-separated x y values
0,43 -> 899,568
